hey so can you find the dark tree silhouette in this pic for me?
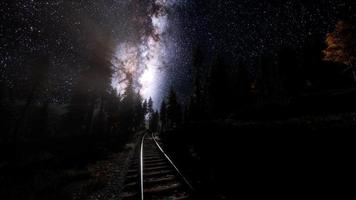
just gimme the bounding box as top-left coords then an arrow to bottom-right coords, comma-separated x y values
86,50 -> 113,135
301,34 -> 325,92
142,99 -> 148,115
159,100 -> 167,132
233,64 -> 252,113
189,47 -> 209,121
31,100 -> 49,138
255,53 -> 286,106
62,74 -> 93,135
133,94 -> 146,130
147,97 -> 154,117
167,88 -> 182,128
149,111 -> 159,133
208,55 -> 229,118
13,55 -> 49,139
278,47 -> 303,96
0,81 -> 16,142
106,88 -> 121,135
118,74 -> 137,133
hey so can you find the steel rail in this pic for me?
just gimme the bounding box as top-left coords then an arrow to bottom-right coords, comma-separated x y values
139,132 -> 194,200
151,132 -> 195,191
139,133 -> 147,200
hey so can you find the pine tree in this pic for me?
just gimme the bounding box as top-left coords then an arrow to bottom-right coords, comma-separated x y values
13,56 -> 49,139
148,97 -> 154,117
167,88 -> 182,128
133,93 -> 146,130
189,47 -> 208,121
31,100 -> 49,138
159,100 -> 167,132
86,50 -> 113,135
118,74 -> 136,133
142,99 -> 148,116
146,97 -> 154,127
106,89 -> 121,135
62,76 -> 92,135
208,55 -> 229,118
149,111 -> 159,133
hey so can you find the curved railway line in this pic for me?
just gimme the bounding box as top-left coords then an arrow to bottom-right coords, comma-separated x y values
119,133 -> 194,200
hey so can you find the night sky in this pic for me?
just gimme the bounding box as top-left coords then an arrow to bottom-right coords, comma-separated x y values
1,0 -> 356,107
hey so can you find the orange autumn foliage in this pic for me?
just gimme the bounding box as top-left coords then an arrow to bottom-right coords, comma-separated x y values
323,21 -> 356,66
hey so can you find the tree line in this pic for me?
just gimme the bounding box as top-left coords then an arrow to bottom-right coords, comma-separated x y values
0,51 -> 154,148
156,20 -> 356,127
1,20 -> 356,144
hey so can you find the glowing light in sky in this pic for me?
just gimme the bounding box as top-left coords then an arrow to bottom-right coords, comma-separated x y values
111,43 -> 140,93
111,0 -> 170,104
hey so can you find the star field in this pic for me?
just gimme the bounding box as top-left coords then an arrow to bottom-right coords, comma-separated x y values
170,0 -> 356,98
1,0 -> 356,104
1,0 -> 170,103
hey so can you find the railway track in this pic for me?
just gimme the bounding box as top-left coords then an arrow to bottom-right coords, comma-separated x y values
119,133 -> 194,200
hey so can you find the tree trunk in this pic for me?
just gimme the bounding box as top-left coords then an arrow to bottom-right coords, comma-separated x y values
348,59 -> 356,82
12,83 -> 38,165
86,97 -> 96,135
13,83 -> 38,140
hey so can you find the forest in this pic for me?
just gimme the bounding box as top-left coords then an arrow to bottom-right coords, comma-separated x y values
1,1 -> 356,199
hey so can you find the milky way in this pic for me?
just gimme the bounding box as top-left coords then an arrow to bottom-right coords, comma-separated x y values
1,0 -> 355,106
111,0 -> 174,106
0,0 -> 184,107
